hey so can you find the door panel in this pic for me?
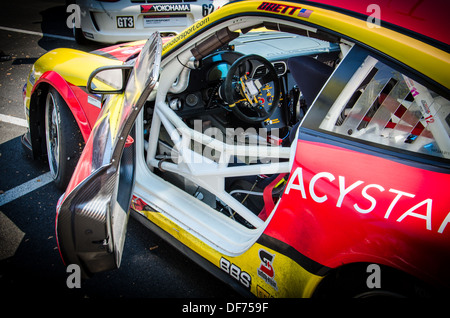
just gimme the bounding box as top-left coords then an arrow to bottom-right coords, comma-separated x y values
56,33 -> 162,276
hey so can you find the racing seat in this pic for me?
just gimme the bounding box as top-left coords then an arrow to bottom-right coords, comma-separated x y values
233,57 -> 335,221
286,55 -> 334,144
287,55 -> 334,107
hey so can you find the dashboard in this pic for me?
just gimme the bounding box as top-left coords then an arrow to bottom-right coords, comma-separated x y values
164,31 -> 340,133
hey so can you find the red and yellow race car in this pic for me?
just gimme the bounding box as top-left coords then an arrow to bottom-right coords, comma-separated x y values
22,0 -> 449,297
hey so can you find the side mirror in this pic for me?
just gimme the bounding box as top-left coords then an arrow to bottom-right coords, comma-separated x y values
87,65 -> 133,94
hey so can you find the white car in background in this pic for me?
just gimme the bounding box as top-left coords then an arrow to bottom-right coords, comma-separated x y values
74,0 -> 229,44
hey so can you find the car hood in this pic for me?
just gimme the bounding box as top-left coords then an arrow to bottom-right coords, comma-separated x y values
90,37 -> 174,62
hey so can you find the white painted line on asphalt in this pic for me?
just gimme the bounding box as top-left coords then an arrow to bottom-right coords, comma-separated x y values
0,25 -> 75,42
0,172 -> 54,207
0,114 -> 28,128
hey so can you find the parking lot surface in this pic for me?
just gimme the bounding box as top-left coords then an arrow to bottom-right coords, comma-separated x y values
0,0 -> 238,299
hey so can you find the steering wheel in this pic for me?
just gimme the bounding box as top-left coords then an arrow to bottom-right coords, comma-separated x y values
220,54 -> 280,123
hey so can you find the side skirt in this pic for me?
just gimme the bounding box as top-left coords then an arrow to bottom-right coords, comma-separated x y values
130,209 -> 255,297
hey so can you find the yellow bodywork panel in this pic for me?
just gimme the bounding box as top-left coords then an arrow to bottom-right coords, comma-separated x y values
163,0 -> 449,88
25,48 -> 123,115
31,0 -> 448,297
32,48 -> 122,87
138,209 -> 323,298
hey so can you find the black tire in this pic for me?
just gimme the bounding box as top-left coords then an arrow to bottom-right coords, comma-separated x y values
44,87 -> 84,190
313,263 -> 437,298
73,27 -> 89,45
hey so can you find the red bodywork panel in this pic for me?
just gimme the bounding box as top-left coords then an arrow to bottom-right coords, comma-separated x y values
308,0 -> 450,46
69,85 -> 102,133
91,42 -> 145,62
264,137 -> 450,287
33,71 -> 101,141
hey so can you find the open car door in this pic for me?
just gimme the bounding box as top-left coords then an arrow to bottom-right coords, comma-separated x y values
55,33 -> 162,277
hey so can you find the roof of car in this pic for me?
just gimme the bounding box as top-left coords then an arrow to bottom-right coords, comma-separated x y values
299,0 -> 450,47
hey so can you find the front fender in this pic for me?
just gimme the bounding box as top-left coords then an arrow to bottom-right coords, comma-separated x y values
27,48 -> 123,151
33,71 -> 92,141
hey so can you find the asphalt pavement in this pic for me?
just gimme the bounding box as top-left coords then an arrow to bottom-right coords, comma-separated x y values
0,0 -> 239,300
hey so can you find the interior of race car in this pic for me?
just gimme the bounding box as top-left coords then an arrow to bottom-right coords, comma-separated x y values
139,20 -> 344,229
135,15 -> 449,235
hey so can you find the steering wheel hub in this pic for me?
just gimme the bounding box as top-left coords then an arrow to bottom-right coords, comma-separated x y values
221,54 -> 280,123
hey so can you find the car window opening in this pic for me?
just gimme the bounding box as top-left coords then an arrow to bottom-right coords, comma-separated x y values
141,21 -> 344,230
319,55 -> 450,160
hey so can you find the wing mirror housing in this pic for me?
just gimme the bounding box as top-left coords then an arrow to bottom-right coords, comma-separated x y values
87,65 -> 133,94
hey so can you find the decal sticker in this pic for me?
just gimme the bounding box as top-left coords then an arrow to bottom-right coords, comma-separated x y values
284,166 -> 450,234
87,95 -> 101,108
220,257 -> 251,289
116,16 -> 134,29
257,2 -> 313,18
141,4 -> 191,13
202,3 -> 215,17
143,15 -> 187,28
257,249 -> 278,290
256,285 -> 272,298
162,16 -> 209,53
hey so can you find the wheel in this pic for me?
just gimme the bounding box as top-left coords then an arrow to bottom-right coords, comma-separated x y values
73,26 -> 89,45
220,54 -> 281,123
44,87 -> 84,190
313,263 -> 437,298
